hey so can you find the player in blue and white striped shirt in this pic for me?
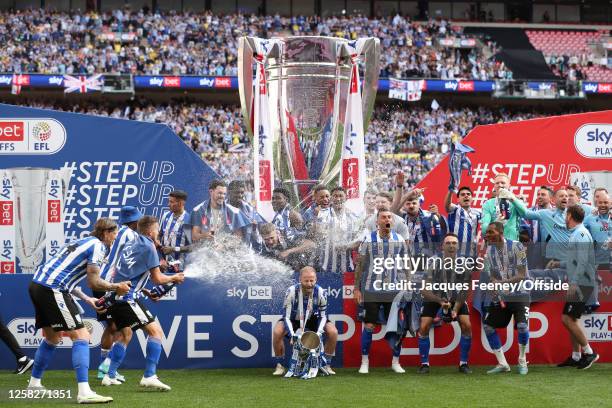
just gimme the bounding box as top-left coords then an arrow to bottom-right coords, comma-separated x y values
271,267 -> 337,376
481,222 -> 531,375
27,218 -> 131,404
96,206 -> 142,381
102,216 -> 184,390
159,190 -> 191,267
444,186 -> 482,259
354,208 -> 410,375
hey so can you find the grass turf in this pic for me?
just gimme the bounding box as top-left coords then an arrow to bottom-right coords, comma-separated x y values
1,365 -> 611,407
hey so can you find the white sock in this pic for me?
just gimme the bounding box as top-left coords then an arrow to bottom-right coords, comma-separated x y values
361,355 -> 369,365
583,344 -> 593,355
392,356 -> 400,365
28,377 -> 41,387
103,357 -> 111,366
572,352 -> 581,361
459,361 -> 467,366
519,344 -> 528,361
494,349 -> 508,366
77,382 -> 92,396
18,356 -> 27,362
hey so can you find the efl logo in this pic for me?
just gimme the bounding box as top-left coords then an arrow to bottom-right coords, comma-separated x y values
0,122 -> 25,142
163,77 -> 181,87
214,77 -> 231,88
247,286 -> 272,300
47,200 -> 61,223
457,81 -> 475,92
0,201 -> 13,225
1,261 -> 15,274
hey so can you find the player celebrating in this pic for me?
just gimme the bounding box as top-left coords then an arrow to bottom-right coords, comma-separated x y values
482,222 -> 531,375
444,186 -> 482,259
418,233 -> 473,374
101,216 -> 185,390
27,218 -> 131,404
96,205 -> 143,382
354,208 -> 410,374
271,266 -> 337,376
481,173 -> 522,241
558,205 -> 599,369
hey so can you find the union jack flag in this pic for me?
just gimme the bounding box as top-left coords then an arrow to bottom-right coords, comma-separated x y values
63,74 -> 104,93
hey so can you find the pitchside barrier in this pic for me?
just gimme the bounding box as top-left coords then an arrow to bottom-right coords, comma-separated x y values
0,105 -> 610,368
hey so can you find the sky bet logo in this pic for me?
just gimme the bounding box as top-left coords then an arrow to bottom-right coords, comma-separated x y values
1,239 -> 15,273
226,286 -> 272,300
0,121 -> 25,142
581,313 -> 612,341
574,124 -> 612,159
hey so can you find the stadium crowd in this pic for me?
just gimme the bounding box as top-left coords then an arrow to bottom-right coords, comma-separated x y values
8,98 -> 560,191
0,9 -> 509,80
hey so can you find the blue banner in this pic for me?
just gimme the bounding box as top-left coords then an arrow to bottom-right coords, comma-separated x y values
0,274 -> 348,369
0,103 -> 217,272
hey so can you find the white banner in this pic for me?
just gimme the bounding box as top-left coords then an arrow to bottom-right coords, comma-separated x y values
0,170 -> 16,273
341,40 -> 368,215
45,170 -> 64,262
389,78 -> 424,101
252,39 -> 278,221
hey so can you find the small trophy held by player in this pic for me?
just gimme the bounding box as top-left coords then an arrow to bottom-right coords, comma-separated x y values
448,137 -> 475,193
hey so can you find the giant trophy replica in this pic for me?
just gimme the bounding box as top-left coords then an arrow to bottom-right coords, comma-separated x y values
0,167 -> 71,274
238,36 -> 380,218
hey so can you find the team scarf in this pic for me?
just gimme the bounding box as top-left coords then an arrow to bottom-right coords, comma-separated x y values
340,39 -> 368,215
251,38 -> 280,222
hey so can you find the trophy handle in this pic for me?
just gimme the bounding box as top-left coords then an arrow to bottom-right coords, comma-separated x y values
238,37 -> 255,139
360,38 -> 381,131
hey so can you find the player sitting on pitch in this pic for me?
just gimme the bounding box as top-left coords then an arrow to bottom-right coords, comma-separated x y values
482,222 -> 531,375
101,215 -> 185,390
272,266 -> 337,377
418,233 -> 473,374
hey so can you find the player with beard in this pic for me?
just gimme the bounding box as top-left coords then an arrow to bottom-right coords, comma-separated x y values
400,190 -> 445,256
191,179 -> 248,243
227,180 -> 266,250
271,266 -> 337,376
417,233 -> 473,374
444,186 -> 481,260
258,223 -> 314,271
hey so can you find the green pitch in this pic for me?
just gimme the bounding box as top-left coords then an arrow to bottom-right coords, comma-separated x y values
1,365 -> 611,407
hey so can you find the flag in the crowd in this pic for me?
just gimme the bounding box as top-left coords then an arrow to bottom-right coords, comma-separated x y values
63,74 -> 103,93
389,78 -> 424,101
431,99 -> 440,111
11,74 -> 28,95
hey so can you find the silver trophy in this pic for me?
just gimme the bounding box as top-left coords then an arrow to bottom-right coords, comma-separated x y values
238,36 -> 380,203
10,167 -> 71,273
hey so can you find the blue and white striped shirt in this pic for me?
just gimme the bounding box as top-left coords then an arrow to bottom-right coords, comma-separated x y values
100,226 -> 139,281
484,239 -> 529,297
283,284 -> 327,336
159,210 -> 191,261
359,231 -> 409,292
33,236 -> 107,292
447,204 -> 482,258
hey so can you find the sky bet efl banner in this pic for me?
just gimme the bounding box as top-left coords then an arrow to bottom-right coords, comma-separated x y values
0,103 -> 217,274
